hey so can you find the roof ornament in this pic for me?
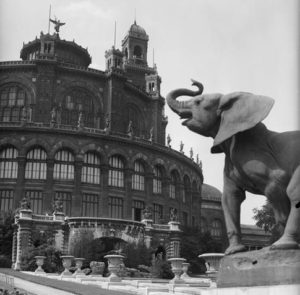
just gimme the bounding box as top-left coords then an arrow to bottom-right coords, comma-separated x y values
50,17 -> 66,33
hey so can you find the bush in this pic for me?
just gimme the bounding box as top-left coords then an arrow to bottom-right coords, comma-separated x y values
0,254 -> 12,268
123,242 -> 151,268
0,211 -> 14,260
20,239 -> 63,273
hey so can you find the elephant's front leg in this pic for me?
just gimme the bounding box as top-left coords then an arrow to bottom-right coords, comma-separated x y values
222,173 -> 247,255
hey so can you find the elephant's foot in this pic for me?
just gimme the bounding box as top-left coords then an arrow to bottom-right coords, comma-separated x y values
270,236 -> 299,250
225,244 -> 247,255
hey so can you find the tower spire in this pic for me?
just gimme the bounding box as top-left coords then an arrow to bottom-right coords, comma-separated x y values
114,21 -> 116,48
134,9 -> 136,24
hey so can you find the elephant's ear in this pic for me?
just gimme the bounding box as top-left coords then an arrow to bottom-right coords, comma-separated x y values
212,92 -> 274,151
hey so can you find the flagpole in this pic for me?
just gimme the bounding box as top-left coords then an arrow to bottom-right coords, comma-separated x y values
48,5 -> 51,33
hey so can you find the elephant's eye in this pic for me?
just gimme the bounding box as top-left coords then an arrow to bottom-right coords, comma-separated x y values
196,100 -> 201,105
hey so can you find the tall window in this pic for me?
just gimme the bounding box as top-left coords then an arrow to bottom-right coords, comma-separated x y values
25,147 -> 47,180
132,200 -> 144,221
25,191 -> 43,214
61,88 -> 95,127
0,147 -> 18,179
0,190 -> 14,212
54,150 -> 74,180
153,166 -> 162,194
108,197 -> 123,219
132,160 -> 145,191
0,85 -> 28,122
81,152 -> 100,184
183,176 -> 191,204
153,203 -> 163,224
126,104 -> 144,138
82,193 -> 98,217
108,155 -> 124,188
55,192 -> 72,216
200,218 -> 207,234
211,219 -> 222,237
169,171 -> 178,199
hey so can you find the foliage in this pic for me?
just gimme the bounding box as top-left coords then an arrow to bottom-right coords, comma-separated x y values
20,235 -> 63,273
253,201 -> 282,243
157,260 -> 173,279
0,211 -> 14,260
122,242 -> 151,268
180,226 -> 223,274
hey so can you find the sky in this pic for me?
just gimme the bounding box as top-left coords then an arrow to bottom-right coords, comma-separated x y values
0,0 -> 299,224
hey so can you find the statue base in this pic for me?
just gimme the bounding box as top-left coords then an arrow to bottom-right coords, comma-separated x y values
217,247 -> 300,288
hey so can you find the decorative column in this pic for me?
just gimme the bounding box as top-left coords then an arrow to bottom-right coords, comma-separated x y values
14,215 -> 32,270
14,156 -> 26,208
168,217 -> 181,258
11,224 -> 18,269
141,207 -> 153,248
124,168 -> 134,219
100,164 -> 109,217
44,159 -> 54,212
73,158 -> 83,216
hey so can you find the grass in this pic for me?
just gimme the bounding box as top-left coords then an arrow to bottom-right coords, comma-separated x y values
0,268 -> 127,295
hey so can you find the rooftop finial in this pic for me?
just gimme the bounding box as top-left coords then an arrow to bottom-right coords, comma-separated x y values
48,5 -> 51,34
50,16 -> 66,33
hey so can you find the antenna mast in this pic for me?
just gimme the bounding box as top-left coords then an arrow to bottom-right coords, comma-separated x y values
114,21 -> 116,48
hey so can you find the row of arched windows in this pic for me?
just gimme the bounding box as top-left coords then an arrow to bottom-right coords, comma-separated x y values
0,146 -> 199,198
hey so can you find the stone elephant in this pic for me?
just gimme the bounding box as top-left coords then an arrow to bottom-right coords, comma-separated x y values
166,80 -> 300,255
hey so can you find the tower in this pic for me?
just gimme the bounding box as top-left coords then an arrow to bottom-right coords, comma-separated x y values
105,46 -> 124,71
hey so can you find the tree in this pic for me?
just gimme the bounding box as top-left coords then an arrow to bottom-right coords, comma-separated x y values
180,226 -> 223,274
253,201 -> 282,243
0,211 -> 14,266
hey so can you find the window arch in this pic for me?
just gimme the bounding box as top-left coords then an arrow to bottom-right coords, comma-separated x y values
211,219 -> 222,237
132,160 -> 145,191
0,146 -> 18,178
25,147 -> 47,180
81,152 -> 101,184
169,170 -> 179,199
60,88 -> 96,128
153,165 -> 163,194
53,149 -> 74,180
108,155 -> 125,187
0,84 -> 30,122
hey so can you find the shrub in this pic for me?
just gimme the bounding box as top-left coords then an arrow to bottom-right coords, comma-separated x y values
0,254 -> 12,268
123,242 -> 151,268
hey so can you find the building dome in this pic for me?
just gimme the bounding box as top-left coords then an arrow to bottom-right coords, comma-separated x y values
201,183 -> 222,201
128,21 -> 148,40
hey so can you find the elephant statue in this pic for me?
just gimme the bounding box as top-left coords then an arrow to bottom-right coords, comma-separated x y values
166,79 -> 300,255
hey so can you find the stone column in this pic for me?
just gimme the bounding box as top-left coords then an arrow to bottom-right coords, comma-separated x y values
14,219 -> 32,270
125,168 -> 134,219
44,159 -> 54,212
72,158 -> 83,216
11,224 -> 18,269
14,156 -> 26,209
145,172 -> 154,203
100,164 -> 109,217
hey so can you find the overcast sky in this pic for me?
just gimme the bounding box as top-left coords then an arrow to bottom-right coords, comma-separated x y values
0,0 -> 299,224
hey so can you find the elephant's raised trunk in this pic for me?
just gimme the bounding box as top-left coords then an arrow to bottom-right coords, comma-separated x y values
166,80 -> 204,116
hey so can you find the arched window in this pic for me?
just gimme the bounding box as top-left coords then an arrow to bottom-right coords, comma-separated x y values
132,160 -> 145,191
81,152 -> 100,184
153,165 -> 162,194
211,219 -> 222,237
125,104 -> 144,138
25,147 -> 47,180
61,88 -> 96,128
108,155 -> 125,187
0,147 -> 18,178
169,170 -> 178,199
133,45 -> 142,58
53,150 -> 74,180
0,85 -> 29,122
200,217 -> 208,234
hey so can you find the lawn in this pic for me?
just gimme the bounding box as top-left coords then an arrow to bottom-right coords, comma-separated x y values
0,268 -> 127,295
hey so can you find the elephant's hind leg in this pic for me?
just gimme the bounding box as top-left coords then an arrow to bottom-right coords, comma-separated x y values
271,166 -> 300,250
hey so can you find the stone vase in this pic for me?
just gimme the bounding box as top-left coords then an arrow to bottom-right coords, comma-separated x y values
61,255 -> 74,276
198,253 -> 224,273
34,256 -> 46,274
73,258 -> 85,276
168,258 -> 186,284
104,254 -> 124,282
181,262 -> 191,280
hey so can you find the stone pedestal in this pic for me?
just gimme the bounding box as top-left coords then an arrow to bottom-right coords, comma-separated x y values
104,254 -> 124,282
217,248 -> 300,288
34,256 -> 46,274
168,258 -> 186,284
61,255 -> 74,276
